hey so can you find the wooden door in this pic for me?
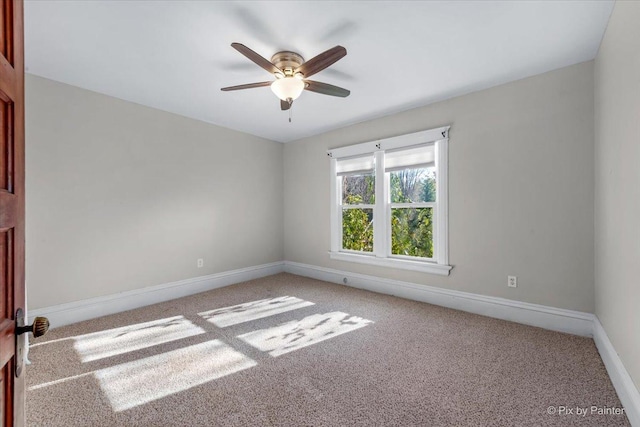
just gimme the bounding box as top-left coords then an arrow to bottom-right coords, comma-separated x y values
0,0 -> 24,425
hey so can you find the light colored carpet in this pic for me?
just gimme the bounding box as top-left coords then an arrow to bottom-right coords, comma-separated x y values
26,273 -> 629,426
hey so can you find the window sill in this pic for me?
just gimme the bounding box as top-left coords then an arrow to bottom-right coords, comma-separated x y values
329,251 -> 452,276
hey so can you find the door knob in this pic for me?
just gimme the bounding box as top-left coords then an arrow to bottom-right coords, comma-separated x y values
14,309 -> 50,377
16,316 -> 49,338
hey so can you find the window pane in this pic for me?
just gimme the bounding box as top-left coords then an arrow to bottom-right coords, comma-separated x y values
342,173 -> 375,205
342,208 -> 373,252
391,207 -> 433,258
390,168 -> 436,203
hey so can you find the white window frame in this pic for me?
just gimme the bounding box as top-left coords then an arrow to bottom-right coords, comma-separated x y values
328,126 -> 452,276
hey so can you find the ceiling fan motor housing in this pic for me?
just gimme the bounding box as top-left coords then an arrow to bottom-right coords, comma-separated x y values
271,51 -> 305,77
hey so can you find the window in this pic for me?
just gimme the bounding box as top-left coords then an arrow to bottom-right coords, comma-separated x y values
328,127 -> 452,276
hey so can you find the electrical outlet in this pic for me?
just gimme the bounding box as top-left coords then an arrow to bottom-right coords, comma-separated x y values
508,276 -> 517,288
197,258 -> 204,268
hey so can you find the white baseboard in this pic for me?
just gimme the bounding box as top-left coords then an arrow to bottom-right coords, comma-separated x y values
593,317 -> 640,426
28,262 -> 284,327
283,261 -> 594,337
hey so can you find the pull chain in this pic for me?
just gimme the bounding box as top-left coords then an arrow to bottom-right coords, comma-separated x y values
288,98 -> 293,123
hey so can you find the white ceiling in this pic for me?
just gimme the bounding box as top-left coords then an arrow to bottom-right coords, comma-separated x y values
25,1 -> 613,143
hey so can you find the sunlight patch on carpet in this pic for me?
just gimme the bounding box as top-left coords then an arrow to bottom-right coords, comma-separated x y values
238,311 -> 373,357
73,316 -> 205,362
198,296 -> 315,327
95,339 -> 257,412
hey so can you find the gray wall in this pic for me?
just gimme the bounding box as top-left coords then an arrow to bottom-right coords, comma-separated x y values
26,75 -> 284,310
594,1 -> 640,392
26,61 -> 598,316
284,61 -> 595,312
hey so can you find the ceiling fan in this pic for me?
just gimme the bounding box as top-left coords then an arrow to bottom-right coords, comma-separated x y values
221,43 -> 350,114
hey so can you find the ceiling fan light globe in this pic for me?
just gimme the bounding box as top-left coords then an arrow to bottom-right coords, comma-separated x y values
271,77 -> 305,101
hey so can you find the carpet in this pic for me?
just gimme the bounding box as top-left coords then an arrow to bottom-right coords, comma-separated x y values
26,273 -> 629,426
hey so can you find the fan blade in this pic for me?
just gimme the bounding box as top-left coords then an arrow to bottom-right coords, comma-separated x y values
280,99 -> 291,110
221,81 -> 272,91
295,46 -> 346,78
304,80 -> 350,97
231,43 -> 282,75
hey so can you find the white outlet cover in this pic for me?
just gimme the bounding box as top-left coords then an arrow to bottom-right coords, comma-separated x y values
508,276 -> 517,288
